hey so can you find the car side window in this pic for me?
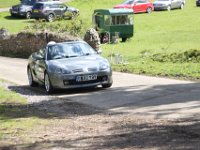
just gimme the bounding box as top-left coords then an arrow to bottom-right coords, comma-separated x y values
136,0 -> 147,3
59,4 -> 66,9
50,4 -> 58,9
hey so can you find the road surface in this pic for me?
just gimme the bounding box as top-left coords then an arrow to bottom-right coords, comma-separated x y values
0,56 -> 200,120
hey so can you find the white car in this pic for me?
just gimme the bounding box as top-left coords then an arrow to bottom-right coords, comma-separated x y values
153,0 -> 185,11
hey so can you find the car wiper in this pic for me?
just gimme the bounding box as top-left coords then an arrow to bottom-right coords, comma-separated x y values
84,53 -> 91,56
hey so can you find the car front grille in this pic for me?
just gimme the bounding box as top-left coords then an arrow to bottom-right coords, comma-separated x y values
12,7 -> 19,11
88,67 -> 97,72
72,69 -> 83,73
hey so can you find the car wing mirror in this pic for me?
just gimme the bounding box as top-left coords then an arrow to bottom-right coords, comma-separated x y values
97,49 -> 102,54
34,55 -> 44,60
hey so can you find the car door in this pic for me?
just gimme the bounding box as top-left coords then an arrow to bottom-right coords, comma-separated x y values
59,4 -> 67,16
171,0 -> 178,9
133,0 -> 147,13
51,4 -> 62,17
33,49 -> 46,82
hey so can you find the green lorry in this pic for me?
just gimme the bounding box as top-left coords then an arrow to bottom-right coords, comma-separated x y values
93,8 -> 134,43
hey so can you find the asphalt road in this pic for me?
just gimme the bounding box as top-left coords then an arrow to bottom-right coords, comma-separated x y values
0,56 -> 200,120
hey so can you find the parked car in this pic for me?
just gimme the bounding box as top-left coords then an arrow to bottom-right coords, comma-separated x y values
113,0 -> 154,14
10,0 -> 52,19
27,40 -> 113,93
31,1 -> 79,22
153,0 -> 185,11
197,0 -> 200,6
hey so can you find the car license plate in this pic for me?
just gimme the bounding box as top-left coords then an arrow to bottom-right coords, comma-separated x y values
76,74 -> 97,82
33,10 -> 39,13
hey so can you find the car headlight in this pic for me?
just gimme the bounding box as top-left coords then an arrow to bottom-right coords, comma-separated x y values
20,7 -> 26,12
55,68 -> 71,74
99,61 -> 109,70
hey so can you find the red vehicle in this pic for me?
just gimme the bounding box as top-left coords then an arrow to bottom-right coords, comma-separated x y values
114,0 -> 154,13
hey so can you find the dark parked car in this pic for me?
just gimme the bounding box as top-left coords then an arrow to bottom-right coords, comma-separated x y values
10,0 -> 52,19
114,0 -> 154,14
27,40 -> 113,93
31,1 -> 79,22
197,0 -> 200,6
153,0 -> 185,11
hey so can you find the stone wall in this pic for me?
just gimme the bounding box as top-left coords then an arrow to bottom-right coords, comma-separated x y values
0,31 -> 78,58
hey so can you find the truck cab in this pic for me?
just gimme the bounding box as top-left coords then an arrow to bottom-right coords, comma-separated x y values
93,9 -> 134,42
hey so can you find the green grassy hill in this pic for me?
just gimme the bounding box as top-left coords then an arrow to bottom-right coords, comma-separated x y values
0,0 -> 19,8
0,0 -> 200,80
69,0 -> 200,80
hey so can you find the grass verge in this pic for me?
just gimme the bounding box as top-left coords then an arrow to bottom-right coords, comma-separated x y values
0,0 -> 200,80
0,0 -> 19,8
0,82 -> 47,147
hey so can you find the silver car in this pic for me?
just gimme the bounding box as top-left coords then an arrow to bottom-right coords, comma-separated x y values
27,40 -> 113,93
153,0 -> 185,11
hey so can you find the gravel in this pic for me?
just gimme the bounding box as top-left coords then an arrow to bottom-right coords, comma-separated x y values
0,81 -> 200,150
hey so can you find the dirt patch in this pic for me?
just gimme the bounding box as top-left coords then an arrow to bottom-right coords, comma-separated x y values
0,83 -> 200,150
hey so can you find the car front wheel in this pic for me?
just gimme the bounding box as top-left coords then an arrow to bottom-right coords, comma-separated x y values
27,67 -> 38,87
44,73 -> 54,94
26,11 -> 31,19
146,7 -> 152,13
167,5 -> 171,11
180,3 -> 184,9
47,14 -> 55,22
102,83 -> 112,88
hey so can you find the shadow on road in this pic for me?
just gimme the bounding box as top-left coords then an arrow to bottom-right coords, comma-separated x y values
4,82 -> 200,120
1,119 -> 200,150
0,82 -> 200,149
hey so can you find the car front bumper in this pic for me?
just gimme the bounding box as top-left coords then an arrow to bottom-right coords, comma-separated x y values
48,70 -> 113,89
197,1 -> 200,6
153,5 -> 168,10
10,9 -> 27,17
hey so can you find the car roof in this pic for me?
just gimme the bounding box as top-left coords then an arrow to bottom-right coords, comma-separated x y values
35,1 -> 63,4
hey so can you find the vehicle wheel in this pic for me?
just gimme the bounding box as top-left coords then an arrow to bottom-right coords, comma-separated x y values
102,83 -> 112,88
122,37 -> 127,42
26,11 -> 31,19
44,72 -> 54,94
70,12 -> 77,19
47,14 -> 55,22
180,3 -> 184,9
146,7 -> 152,13
167,5 -> 171,11
11,13 -> 16,17
27,67 -> 38,87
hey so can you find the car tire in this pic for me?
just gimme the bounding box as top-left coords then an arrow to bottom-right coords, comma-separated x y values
180,3 -> 184,9
11,13 -> 16,17
27,67 -> 38,87
26,11 -> 31,19
102,83 -> 112,88
122,37 -> 127,42
47,14 -> 55,22
146,7 -> 152,13
167,5 -> 171,11
70,11 -> 77,19
44,72 -> 54,94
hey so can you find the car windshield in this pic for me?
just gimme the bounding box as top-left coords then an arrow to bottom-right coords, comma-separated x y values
21,0 -> 35,5
157,0 -> 169,1
47,42 -> 96,60
122,0 -> 134,5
